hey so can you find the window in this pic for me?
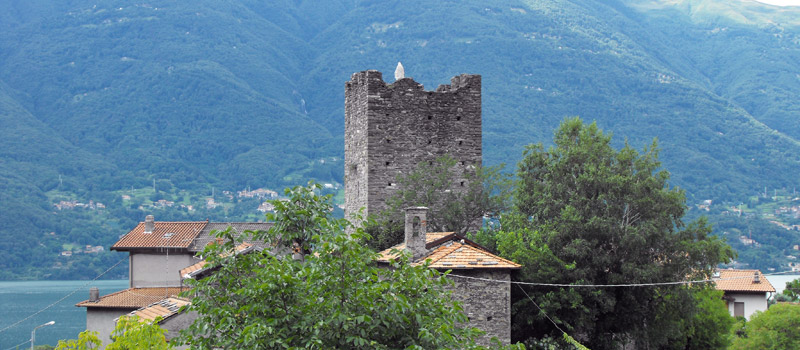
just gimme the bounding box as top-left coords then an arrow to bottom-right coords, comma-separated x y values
734,302 -> 745,317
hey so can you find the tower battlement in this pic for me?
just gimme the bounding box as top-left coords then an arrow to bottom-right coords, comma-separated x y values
344,70 -> 482,220
345,70 -> 481,94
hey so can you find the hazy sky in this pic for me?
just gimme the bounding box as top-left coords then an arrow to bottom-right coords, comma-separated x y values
755,0 -> 800,6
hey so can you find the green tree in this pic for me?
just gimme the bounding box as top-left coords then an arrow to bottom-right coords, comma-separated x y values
55,331 -> 101,350
783,278 -> 800,301
178,183 -> 516,349
55,317 -> 171,350
730,303 -> 800,350
682,288 -> 735,350
489,118 -> 734,348
106,316 -> 173,350
370,155 -> 512,250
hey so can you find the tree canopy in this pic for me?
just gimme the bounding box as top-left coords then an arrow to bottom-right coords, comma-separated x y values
370,155 -> 512,250
730,303 -> 800,350
783,278 -> 800,301
178,183 -> 520,349
55,316 -> 172,350
483,118 -> 734,348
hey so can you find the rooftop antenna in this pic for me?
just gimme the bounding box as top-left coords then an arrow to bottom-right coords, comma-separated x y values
394,62 -> 405,81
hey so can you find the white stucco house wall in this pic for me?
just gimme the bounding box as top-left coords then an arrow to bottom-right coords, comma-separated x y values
715,269 -> 775,320
76,215 -> 271,347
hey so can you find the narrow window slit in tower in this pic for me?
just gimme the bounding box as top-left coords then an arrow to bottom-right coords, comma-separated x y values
458,140 -> 463,146
428,140 -> 432,144
457,116 -> 462,121
385,161 -> 390,166
460,181 -> 465,187
386,138 -> 392,144
428,115 -> 433,120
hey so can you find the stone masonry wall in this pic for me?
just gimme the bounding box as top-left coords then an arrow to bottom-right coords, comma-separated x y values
446,269 -> 512,345
344,70 -> 482,220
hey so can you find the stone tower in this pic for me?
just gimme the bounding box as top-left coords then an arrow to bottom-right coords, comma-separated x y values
344,69 -> 482,220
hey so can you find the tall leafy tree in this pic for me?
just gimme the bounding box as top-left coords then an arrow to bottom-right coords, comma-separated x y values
178,183 -> 517,349
681,288 -> 735,350
490,118 -> 734,348
370,155 -> 512,250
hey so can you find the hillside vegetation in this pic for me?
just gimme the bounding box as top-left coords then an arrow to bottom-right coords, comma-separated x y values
2,0 -> 800,279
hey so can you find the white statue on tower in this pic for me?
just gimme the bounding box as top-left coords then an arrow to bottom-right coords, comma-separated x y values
394,62 -> 405,81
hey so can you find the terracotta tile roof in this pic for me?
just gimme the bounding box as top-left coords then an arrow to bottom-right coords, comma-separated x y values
111,222 -> 207,251
189,222 -> 273,252
715,269 -> 775,293
378,232 -> 455,261
180,242 -> 255,279
421,241 -> 521,269
377,232 -> 521,270
127,297 -> 191,322
76,287 -> 186,309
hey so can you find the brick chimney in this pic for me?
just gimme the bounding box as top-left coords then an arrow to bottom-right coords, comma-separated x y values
144,215 -> 155,234
404,207 -> 428,260
89,287 -> 99,302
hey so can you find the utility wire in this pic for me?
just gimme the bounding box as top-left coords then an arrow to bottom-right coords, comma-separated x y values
0,256 -> 127,335
447,268 -> 800,288
516,284 -> 567,334
3,339 -> 30,350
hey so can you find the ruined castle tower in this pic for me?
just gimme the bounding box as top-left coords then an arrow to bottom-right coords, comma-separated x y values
344,69 -> 482,220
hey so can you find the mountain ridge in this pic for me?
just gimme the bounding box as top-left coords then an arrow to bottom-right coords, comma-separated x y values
2,0 -> 800,278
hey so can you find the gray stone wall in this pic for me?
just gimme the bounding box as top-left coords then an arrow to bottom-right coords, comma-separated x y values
446,269 -> 512,345
161,311 -> 199,347
130,252 -> 197,288
344,70 -> 482,220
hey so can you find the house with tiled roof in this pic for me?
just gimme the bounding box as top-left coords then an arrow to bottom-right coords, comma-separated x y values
76,215 -> 271,346
715,269 -> 775,319
377,207 -> 521,345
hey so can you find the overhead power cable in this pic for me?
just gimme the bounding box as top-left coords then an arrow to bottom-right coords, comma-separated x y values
3,339 -> 31,350
0,256 -> 127,335
446,268 -> 800,288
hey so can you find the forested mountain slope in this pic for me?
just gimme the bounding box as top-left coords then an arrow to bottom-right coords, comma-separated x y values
1,0 -> 800,278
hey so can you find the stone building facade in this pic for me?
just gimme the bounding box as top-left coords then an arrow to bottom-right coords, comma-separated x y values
377,207 -> 519,345
344,70 -> 482,219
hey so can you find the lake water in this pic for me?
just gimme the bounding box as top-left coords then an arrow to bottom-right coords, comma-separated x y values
0,280 -> 128,349
766,274 -> 800,294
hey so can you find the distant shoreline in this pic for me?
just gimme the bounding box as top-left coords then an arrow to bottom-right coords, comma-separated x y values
754,0 -> 800,7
